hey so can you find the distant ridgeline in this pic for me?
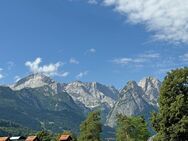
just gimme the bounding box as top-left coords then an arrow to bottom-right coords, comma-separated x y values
0,73 -> 161,136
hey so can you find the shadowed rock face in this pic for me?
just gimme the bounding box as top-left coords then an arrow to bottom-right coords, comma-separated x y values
106,77 -> 161,127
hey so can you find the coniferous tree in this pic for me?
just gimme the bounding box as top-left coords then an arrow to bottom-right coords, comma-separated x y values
78,111 -> 102,141
151,67 -> 188,141
116,114 -> 150,141
36,130 -> 54,141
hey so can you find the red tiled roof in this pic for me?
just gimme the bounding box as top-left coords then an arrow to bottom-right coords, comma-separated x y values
59,135 -> 72,141
25,136 -> 38,141
0,137 -> 10,141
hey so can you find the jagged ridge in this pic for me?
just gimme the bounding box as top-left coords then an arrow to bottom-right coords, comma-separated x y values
2,73 -> 161,131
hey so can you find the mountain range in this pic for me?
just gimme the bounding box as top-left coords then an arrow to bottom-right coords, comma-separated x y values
0,73 -> 161,134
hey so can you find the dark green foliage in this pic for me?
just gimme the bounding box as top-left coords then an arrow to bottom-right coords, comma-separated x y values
0,119 -> 35,136
151,67 -> 188,141
116,114 -> 150,141
78,111 -> 102,141
36,130 -> 57,141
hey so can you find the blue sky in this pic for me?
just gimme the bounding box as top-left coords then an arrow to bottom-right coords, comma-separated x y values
0,0 -> 188,88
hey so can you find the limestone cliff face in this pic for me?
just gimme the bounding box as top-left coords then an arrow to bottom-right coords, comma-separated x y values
64,81 -> 118,109
138,77 -> 161,109
10,73 -> 66,95
64,81 -> 119,119
106,77 -> 161,127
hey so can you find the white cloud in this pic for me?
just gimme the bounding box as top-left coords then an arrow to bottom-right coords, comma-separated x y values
58,72 -> 70,77
103,0 -> 188,44
69,58 -> 79,64
112,52 -> 160,65
86,48 -> 96,53
180,53 -> 188,61
89,48 -> 96,53
112,57 -> 146,65
139,53 -> 160,58
25,57 -> 62,76
88,0 -> 98,4
0,74 -> 3,79
76,71 -> 88,79
85,48 -> 96,55
158,68 -> 173,74
112,58 -> 133,65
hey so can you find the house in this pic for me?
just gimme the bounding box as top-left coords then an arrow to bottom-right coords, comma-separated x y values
10,136 -> 26,141
25,136 -> 40,141
0,137 -> 10,141
59,135 -> 72,141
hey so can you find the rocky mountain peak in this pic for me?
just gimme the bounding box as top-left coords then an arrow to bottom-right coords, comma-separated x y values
65,81 -> 118,112
120,81 -> 141,97
138,76 -> 161,92
90,82 -> 101,88
11,73 -> 56,90
126,81 -> 139,89
138,76 -> 161,108
7,74 -> 161,129
69,81 -> 85,87
106,78 -> 161,127
106,80 -> 151,127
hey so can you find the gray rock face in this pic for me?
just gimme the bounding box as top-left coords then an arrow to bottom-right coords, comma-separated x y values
64,81 -> 119,119
106,77 -> 161,127
138,77 -> 161,109
11,73 -> 54,89
106,81 -> 151,127
64,81 -> 118,109
10,73 -> 65,95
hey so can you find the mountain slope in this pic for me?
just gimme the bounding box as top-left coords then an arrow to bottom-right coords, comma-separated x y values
10,74 -> 119,120
10,73 -> 65,95
64,81 -> 118,109
64,81 -> 119,121
138,77 -> 161,109
106,77 -> 161,127
0,74 -> 161,133
0,84 -> 84,133
0,119 -> 34,136
11,74 -> 119,115
106,81 -> 153,127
